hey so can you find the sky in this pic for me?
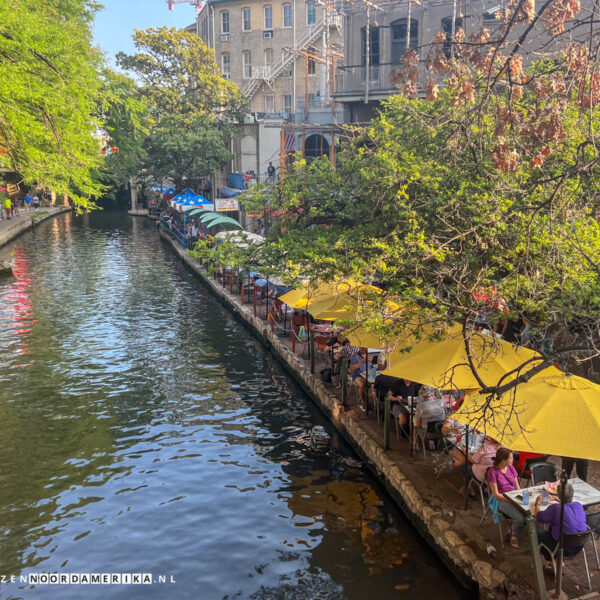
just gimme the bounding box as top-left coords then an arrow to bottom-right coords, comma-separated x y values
93,0 -> 196,68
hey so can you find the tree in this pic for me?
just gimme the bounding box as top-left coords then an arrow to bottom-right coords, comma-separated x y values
240,0 -> 600,397
117,27 -> 247,191
0,0 -> 105,209
97,70 -> 150,201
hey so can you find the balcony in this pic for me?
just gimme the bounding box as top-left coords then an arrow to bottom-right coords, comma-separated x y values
333,64 -> 400,102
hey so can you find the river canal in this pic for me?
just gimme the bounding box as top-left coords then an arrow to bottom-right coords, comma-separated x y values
0,211 -> 469,599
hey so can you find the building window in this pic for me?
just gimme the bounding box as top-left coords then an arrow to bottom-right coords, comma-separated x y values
221,53 -> 230,79
360,26 -> 380,66
264,48 -> 273,67
242,8 -> 251,31
263,94 -> 275,113
441,16 -> 464,58
308,59 -> 316,75
282,93 -> 292,113
264,5 -> 273,29
390,18 -> 419,63
283,3 -> 293,27
307,0 -> 316,25
281,65 -> 292,77
243,51 -> 252,79
221,11 -> 229,34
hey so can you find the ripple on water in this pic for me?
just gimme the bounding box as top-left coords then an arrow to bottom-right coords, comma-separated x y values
0,212 -> 468,600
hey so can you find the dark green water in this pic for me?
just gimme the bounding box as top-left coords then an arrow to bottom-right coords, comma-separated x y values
0,211 -> 468,599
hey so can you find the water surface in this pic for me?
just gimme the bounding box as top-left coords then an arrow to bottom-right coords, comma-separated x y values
0,211 -> 468,599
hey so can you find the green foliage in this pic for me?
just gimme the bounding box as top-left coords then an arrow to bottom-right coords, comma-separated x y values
117,27 -> 248,191
239,59 -> 600,385
97,70 -> 150,196
0,0 -> 105,209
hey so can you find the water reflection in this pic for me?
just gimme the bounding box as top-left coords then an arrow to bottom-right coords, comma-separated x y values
0,211 -> 468,600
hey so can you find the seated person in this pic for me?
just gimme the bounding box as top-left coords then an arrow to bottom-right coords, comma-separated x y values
459,436 -> 500,497
487,448 -> 524,548
535,482 -> 587,568
348,347 -> 368,409
388,379 -> 421,428
326,331 -> 348,350
414,386 -> 446,430
441,416 -> 482,469
338,344 -> 360,360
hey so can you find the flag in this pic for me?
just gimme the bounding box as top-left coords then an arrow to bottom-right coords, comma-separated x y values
284,133 -> 295,153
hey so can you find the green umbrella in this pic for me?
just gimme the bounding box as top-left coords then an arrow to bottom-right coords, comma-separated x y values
205,216 -> 243,230
189,208 -> 212,216
198,213 -> 223,223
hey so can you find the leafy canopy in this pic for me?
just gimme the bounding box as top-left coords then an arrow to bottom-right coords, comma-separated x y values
117,27 -> 247,191
0,0 -> 105,208
238,0 -> 600,395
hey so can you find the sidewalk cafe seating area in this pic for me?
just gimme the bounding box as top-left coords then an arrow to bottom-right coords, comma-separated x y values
194,263 -> 600,598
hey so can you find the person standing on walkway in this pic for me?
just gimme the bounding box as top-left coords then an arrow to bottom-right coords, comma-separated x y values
32,194 -> 39,211
561,456 -> 588,482
11,197 -> 19,217
25,193 -> 31,210
3,195 -> 12,219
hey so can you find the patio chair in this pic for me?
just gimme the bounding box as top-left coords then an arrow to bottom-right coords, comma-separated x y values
585,513 -> 600,570
415,421 -> 444,459
539,528 -> 594,591
530,461 -> 557,485
314,334 -> 330,359
517,452 -> 550,486
467,472 -> 489,517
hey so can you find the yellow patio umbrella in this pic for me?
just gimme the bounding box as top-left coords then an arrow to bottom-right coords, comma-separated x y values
453,373 -> 600,461
282,280 -> 359,311
381,332 -> 559,390
344,326 -> 391,350
309,285 -> 396,321
278,287 -> 308,307
307,284 -> 377,318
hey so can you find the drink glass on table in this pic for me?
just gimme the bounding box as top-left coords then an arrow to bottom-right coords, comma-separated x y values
541,489 -> 549,507
522,489 -> 530,507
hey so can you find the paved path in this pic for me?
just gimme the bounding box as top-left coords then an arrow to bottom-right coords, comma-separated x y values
0,206 -> 70,248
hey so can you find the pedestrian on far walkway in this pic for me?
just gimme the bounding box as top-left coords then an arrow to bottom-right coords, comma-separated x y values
3,196 -> 11,219
11,197 -> 19,217
25,194 -> 31,210
32,195 -> 39,211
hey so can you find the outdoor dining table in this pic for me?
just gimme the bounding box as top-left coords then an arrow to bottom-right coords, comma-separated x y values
502,477 -> 600,597
504,478 -> 600,514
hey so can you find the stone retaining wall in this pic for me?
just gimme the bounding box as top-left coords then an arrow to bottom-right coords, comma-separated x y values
0,208 -> 71,248
159,228 -> 519,600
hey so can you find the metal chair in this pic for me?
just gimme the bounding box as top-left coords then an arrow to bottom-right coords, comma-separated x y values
539,528 -> 594,591
467,473 -> 489,517
530,461 -> 557,485
585,513 -> 600,570
518,453 -> 550,486
415,421 -> 444,459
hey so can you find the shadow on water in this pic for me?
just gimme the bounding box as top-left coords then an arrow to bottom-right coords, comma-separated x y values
0,210 -> 474,600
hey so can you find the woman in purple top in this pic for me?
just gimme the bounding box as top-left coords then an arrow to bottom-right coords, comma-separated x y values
487,448 -> 524,548
535,483 -> 587,566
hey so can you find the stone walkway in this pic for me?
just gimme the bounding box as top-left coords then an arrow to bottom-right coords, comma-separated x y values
0,206 -> 70,248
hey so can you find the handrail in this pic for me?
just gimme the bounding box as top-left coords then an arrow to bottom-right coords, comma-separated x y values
243,20 -> 326,99
159,219 -> 192,249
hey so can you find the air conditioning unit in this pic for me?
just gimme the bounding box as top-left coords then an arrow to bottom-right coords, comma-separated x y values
220,33 -> 229,41
222,73 -> 231,80
263,30 -> 273,38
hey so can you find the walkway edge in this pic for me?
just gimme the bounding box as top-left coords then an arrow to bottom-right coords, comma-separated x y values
160,228 -> 514,600
0,208 -> 72,248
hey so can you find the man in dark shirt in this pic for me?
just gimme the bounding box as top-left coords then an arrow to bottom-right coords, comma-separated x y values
326,331 -> 348,349
389,379 -> 421,428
